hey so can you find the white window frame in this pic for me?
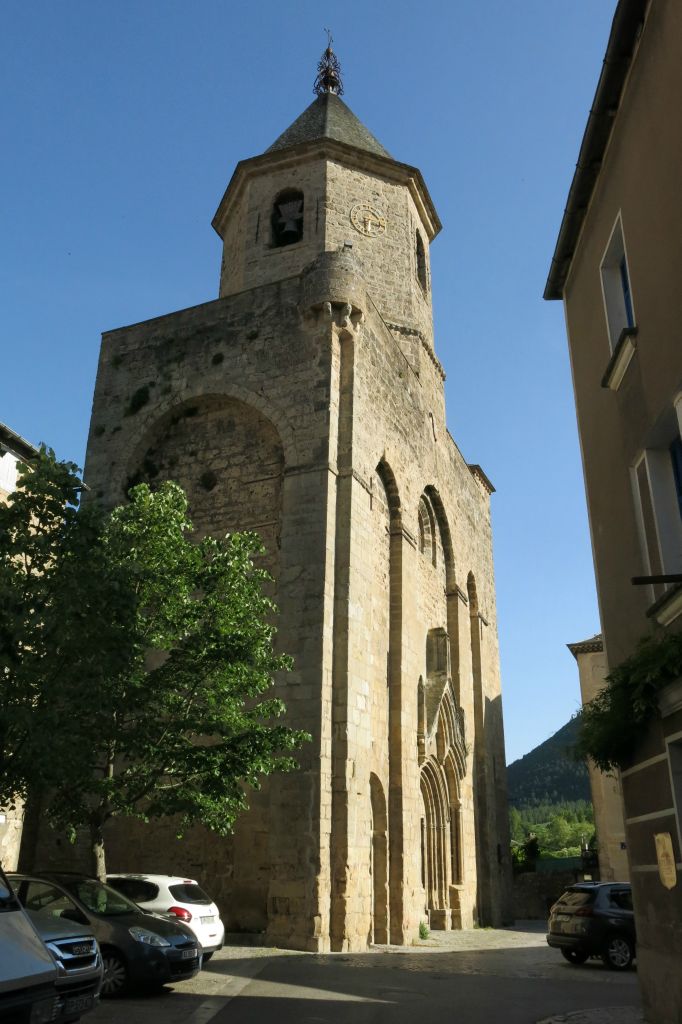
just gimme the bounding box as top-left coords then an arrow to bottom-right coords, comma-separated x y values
600,212 -> 636,351
632,440 -> 682,587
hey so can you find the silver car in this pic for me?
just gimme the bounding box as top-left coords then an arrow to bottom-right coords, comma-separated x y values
26,909 -> 102,1021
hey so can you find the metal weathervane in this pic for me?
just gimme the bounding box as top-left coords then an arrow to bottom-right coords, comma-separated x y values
313,29 -> 343,97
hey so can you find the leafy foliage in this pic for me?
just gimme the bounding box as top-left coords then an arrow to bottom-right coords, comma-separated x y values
0,450 -> 308,876
508,718 -> 595,866
575,631 -> 682,772
510,802 -> 594,862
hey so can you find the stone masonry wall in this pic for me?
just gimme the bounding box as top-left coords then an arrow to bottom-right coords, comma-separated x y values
219,158 -> 327,299
324,161 -> 434,346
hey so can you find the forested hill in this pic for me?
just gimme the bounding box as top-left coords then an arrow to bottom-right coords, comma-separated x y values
507,718 -> 590,809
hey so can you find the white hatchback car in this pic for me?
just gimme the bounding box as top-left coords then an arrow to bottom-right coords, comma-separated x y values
106,874 -> 225,960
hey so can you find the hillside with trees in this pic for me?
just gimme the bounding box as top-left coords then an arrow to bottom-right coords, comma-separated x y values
507,717 -> 590,809
507,718 -> 594,860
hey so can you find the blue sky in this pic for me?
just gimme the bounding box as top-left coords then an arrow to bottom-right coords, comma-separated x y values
1,1 -> 617,764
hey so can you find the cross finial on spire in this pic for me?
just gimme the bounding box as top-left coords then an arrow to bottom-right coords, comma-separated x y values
313,30 -> 343,97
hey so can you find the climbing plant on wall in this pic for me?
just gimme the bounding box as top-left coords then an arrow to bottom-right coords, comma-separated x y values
576,630 -> 682,772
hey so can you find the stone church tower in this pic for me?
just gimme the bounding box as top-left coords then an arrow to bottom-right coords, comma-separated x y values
79,46 -> 513,949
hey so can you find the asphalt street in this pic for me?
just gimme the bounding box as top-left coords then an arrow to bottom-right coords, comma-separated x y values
90,922 -> 643,1024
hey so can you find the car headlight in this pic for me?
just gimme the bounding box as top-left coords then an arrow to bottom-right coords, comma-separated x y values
128,926 -> 170,947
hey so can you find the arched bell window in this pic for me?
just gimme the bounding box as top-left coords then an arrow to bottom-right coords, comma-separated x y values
271,189 -> 304,247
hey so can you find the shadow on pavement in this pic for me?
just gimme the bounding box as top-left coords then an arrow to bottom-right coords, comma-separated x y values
205,950 -> 641,1024
90,925 -> 642,1024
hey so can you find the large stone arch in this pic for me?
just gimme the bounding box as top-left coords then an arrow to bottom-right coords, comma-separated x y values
419,485 -> 463,706
118,381 -> 297,492
122,394 -> 285,579
424,485 -> 455,589
83,393 -> 287,933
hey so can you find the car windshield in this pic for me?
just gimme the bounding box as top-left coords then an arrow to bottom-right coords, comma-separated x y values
63,878 -> 141,917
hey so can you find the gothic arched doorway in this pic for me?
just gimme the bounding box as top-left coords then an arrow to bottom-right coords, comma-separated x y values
420,760 -> 448,921
418,672 -> 467,929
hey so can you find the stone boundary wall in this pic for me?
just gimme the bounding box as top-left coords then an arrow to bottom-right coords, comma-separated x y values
512,870 -> 580,921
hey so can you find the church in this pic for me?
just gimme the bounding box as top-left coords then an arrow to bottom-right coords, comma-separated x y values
77,44 -> 512,950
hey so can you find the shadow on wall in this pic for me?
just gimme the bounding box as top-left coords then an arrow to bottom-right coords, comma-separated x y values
476,692 -> 514,926
512,870 -> 584,921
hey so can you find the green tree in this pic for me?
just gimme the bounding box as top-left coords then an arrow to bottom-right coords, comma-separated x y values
509,806 -> 525,844
547,815 -> 571,851
0,449 -> 308,879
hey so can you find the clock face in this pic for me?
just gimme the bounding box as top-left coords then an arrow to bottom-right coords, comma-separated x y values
350,203 -> 387,237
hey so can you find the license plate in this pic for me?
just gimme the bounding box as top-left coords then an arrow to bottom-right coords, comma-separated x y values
64,994 -> 94,1015
200,915 -> 215,924
181,948 -> 198,959
556,913 -> 571,921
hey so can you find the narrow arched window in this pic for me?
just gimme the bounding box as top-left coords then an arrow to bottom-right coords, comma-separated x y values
271,189 -> 304,247
418,494 -> 436,566
418,502 -> 427,554
416,231 -> 427,292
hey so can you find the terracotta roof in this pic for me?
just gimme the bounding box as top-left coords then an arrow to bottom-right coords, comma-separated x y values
266,92 -> 391,159
567,634 -> 603,658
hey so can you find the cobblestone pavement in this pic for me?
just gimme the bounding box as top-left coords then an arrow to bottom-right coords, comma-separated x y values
89,922 -> 643,1024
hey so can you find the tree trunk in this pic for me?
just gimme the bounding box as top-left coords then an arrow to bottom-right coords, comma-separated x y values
90,822 -> 107,881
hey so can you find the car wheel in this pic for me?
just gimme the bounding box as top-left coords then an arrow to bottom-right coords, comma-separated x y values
561,948 -> 589,965
202,952 -> 214,963
101,950 -> 129,997
602,935 -> 634,971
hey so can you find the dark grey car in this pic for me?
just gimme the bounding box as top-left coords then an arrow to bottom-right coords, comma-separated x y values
10,873 -> 201,997
547,882 -> 636,970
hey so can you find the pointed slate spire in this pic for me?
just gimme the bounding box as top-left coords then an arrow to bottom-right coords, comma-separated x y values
264,33 -> 391,159
265,93 -> 391,159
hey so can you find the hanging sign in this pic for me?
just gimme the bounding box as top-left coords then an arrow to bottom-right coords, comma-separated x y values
654,832 -> 677,890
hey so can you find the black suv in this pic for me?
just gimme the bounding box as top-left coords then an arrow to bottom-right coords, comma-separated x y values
547,882 -> 636,970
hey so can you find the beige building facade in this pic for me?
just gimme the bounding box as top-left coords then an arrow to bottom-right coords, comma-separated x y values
32,66 -> 512,949
568,635 -> 629,883
546,1 -> 682,1019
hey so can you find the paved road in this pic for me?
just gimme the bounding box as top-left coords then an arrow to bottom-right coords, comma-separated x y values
90,922 -> 643,1024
